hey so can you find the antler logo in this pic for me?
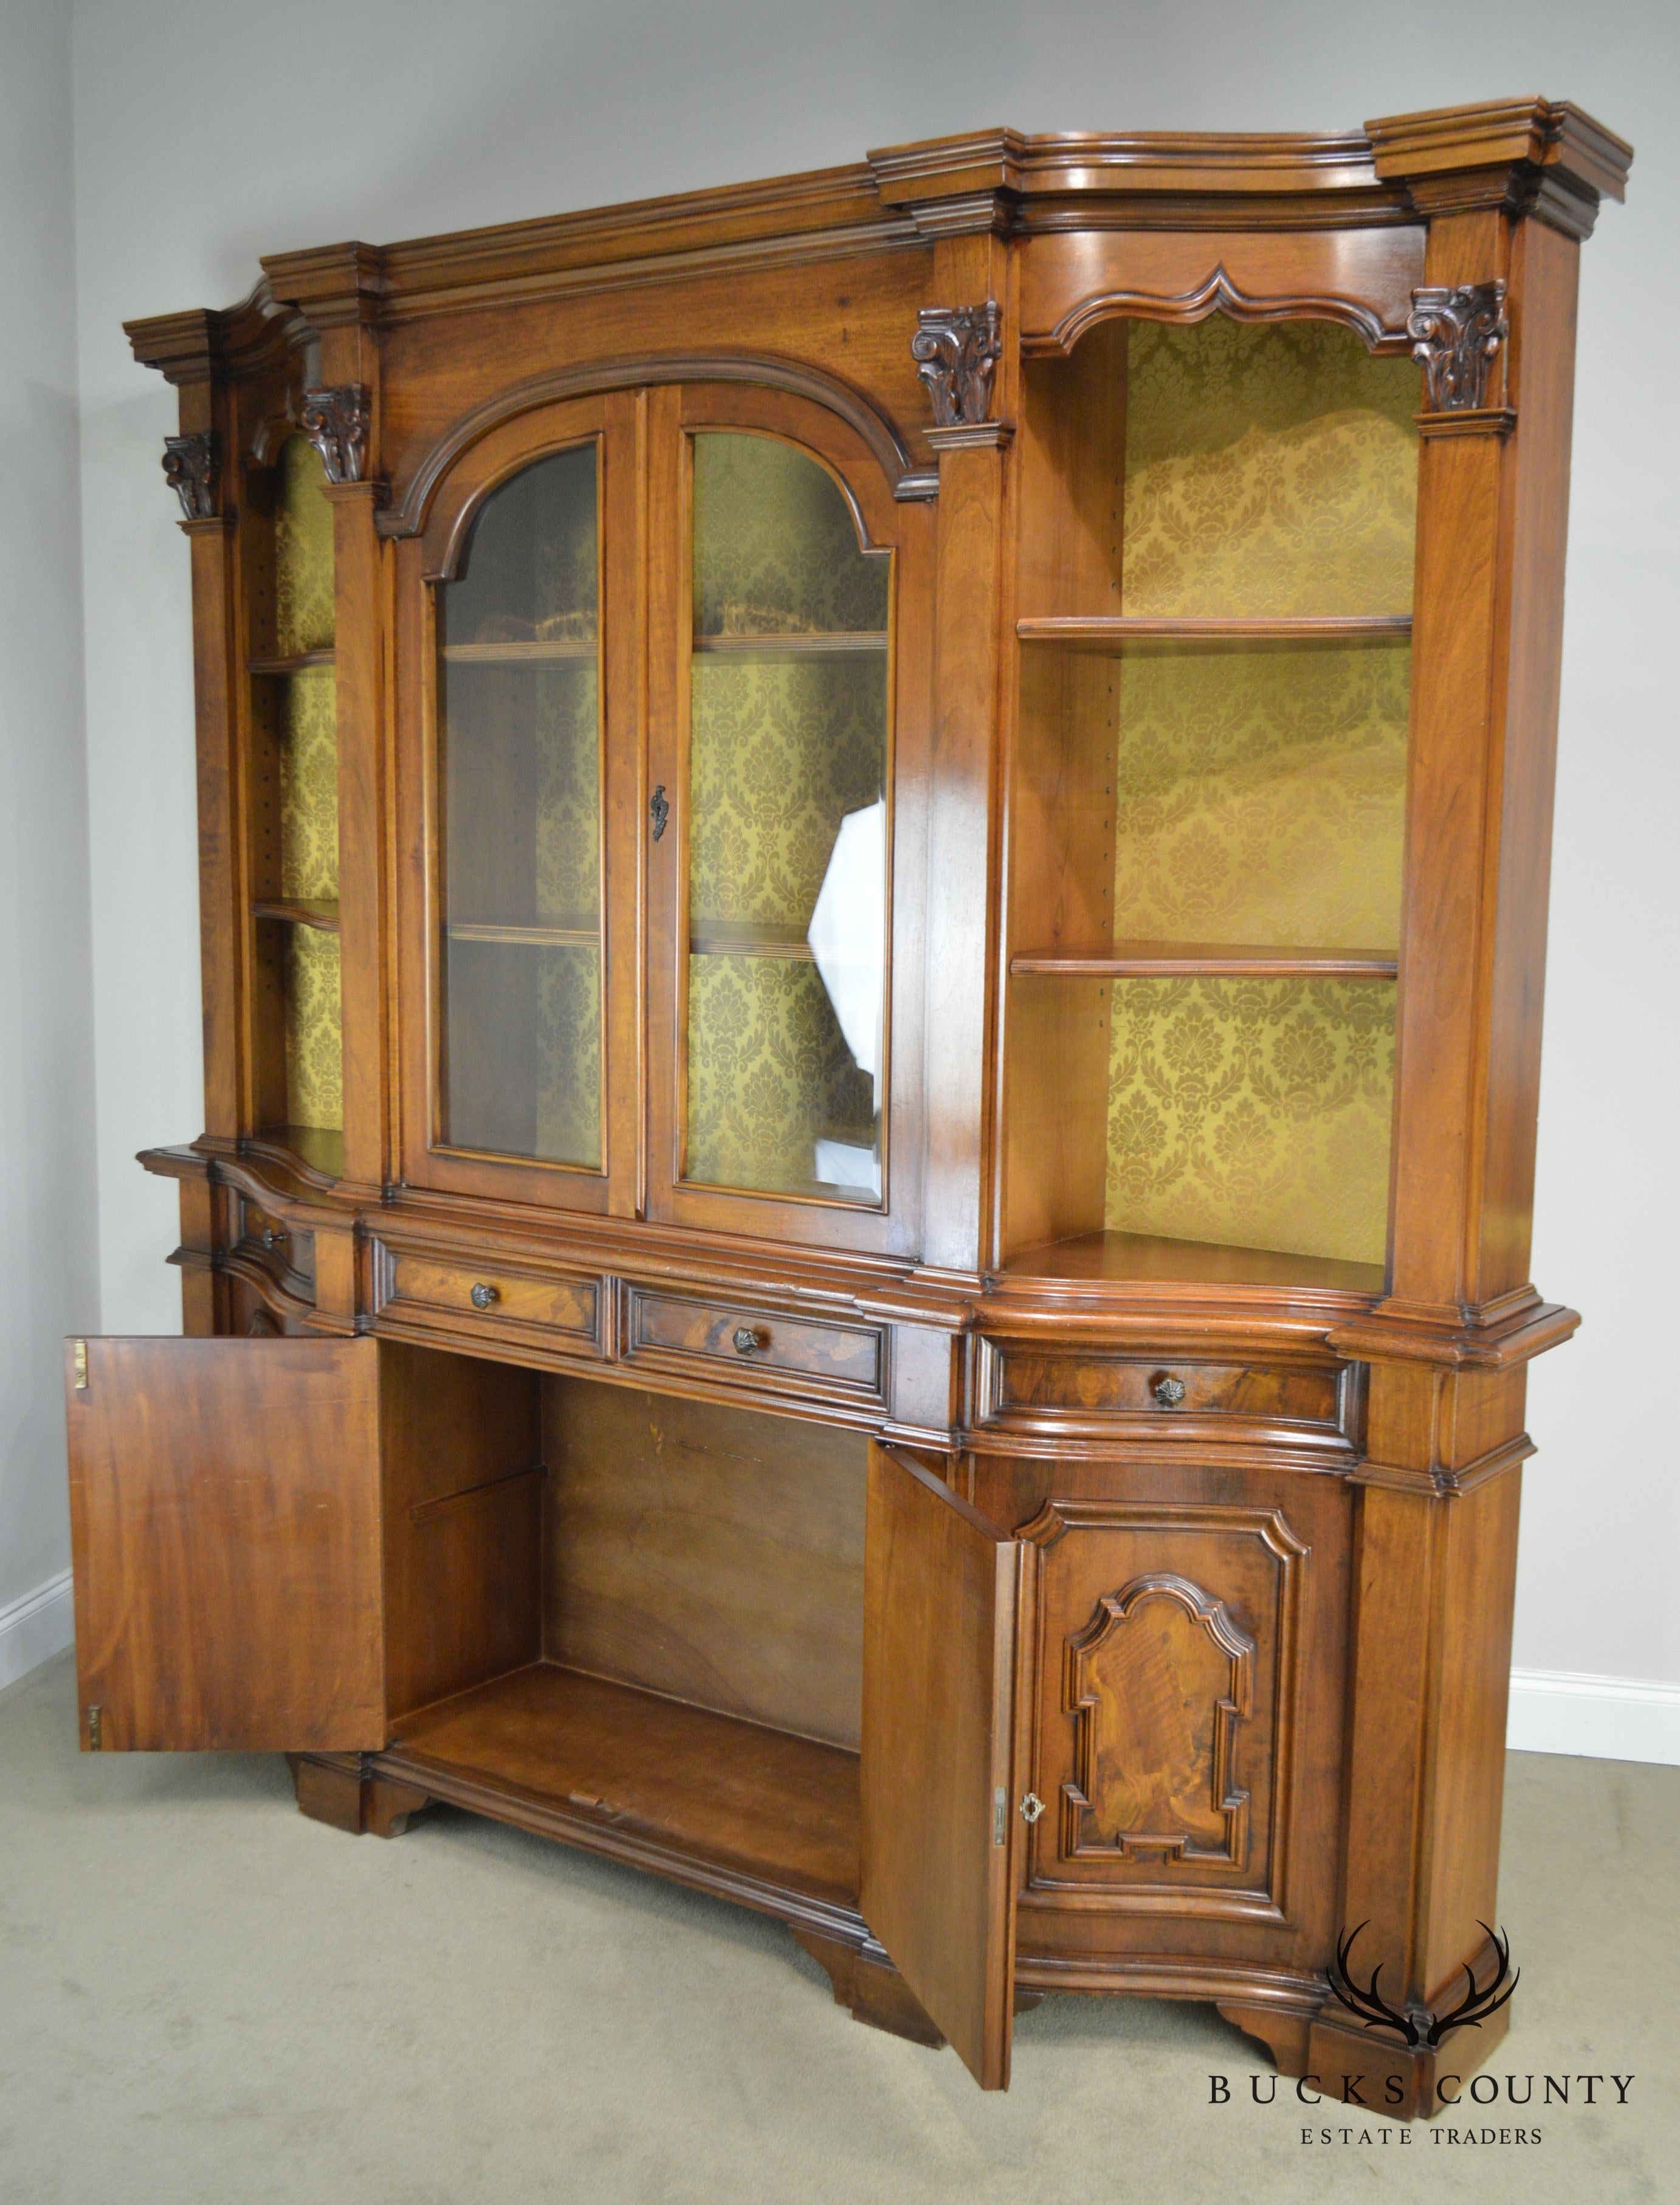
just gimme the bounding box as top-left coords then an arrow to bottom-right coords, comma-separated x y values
1327,1924 -> 1520,2048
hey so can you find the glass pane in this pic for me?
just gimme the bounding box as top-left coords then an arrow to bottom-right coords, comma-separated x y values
438,444 -> 602,1166
684,433 -> 889,1202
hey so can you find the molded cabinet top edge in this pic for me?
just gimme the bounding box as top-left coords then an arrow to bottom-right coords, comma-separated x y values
126,95 -> 1630,380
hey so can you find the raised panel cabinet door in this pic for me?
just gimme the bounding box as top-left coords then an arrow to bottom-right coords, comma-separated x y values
64,1337 -> 385,1752
860,1446 -> 1024,2090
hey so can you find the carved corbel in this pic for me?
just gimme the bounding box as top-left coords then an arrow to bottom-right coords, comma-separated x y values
299,383 -> 371,486
911,303 -> 1002,428
1406,282 -> 1509,411
161,430 -> 218,520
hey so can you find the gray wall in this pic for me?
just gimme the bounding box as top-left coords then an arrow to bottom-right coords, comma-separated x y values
0,0 -> 98,1677
47,1 -> 1680,1725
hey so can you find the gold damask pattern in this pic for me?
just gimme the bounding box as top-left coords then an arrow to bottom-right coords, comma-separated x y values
1112,643 -> 1410,948
689,659 -> 884,927
535,948 -> 602,1166
1122,319 -> 1420,617
284,929 -> 343,1131
685,433 -> 889,1197
686,957 -> 876,1194
267,435 -> 341,1140
1104,977 -> 1395,1264
278,668 -> 340,898
533,666 -> 601,922
692,433 -> 889,636
274,435 -> 336,656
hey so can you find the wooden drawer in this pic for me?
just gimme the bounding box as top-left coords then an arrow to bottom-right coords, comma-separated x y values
977,1343 -> 1352,1449
385,1251 -> 600,1348
622,1288 -> 884,1400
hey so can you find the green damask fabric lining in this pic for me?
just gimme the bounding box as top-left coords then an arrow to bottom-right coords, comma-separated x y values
684,434 -> 889,1197
1122,317 -> 1420,617
439,446 -> 604,1164
273,438 -> 342,1132
1111,642 -> 1410,950
1090,319 -> 1418,1262
1103,975 -> 1396,1265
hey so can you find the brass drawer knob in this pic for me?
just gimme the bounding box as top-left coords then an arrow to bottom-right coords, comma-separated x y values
733,1325 -> 767,1357
470,1282 -> 500,1310
1153,1374 -> 1186,1408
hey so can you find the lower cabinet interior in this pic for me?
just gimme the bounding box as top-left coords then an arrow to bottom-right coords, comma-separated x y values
377,1349 -> 867,1913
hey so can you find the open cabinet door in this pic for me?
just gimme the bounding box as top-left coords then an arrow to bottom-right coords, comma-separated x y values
860,1445 -> 1023,2088
65,1337 -> 385,1753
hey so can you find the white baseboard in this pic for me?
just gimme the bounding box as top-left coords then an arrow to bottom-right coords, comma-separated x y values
0,1569 -> 74,1693
1507,1667 -> 1680,1766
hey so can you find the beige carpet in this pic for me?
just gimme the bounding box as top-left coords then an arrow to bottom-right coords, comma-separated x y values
1,1650 -> 1673,2204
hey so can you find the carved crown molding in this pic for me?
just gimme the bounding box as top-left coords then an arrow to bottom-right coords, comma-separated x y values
1368,97 -> 1632,241
300,384 -> 371,484
911,303 -> 1002,428
1035,263 -> 1411,360
161,431 -> 217,520
1407,281 -> 1508,411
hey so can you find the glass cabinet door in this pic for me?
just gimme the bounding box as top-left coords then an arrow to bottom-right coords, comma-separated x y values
435,442 -> 604,1171
678,430 -> 891,1205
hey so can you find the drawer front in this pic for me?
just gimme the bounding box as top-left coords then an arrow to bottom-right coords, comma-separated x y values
624,1288 -> 884,1399
980,1344 -> 1350,1446
236,1196 -> 314,1290
387,1251 -> 599,1345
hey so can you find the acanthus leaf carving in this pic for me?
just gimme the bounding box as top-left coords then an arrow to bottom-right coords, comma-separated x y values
161,430 -> 218,520
1061,1570 -> 1255,1868
1406,281 -> 1509,411
911,301 -> 1002,427
299,383 -> 371,486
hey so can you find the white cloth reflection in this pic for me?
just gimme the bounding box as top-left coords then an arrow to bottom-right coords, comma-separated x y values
806,799 -> 886,1113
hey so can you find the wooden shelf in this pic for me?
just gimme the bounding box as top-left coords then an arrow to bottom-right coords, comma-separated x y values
693,631 -> 887,659
253,898 -> 341,934
442,640 -> 597,663
249,1124 -> 345,1181
1016,615 -> 1412,650
446,920 -> 598,949
1011,941 -> 1398,979
1002,1227 -> 1386,1296
248,649 -> 335,675
690,921 -> 815,961
386,1663 -> 860,1909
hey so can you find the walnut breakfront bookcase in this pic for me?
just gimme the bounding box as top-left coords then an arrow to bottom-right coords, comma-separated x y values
69,97 -> 1629,2108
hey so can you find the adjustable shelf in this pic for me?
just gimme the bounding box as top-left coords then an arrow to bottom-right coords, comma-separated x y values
693,631 -> 887,659
447,919 -> 598,949
1016,615 -> 1412,649
253,898 -> 341,934
442,640 -> 597,664
689,921 -> 816,961
1011,941 -> 1398,979
248,649 -> 336,675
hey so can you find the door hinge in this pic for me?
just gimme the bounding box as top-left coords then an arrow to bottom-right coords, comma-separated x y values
86,1704 -> 102,1752
993,1785 -> 1007,1845
1020,1792 -> 1045,1824
73,1340 -> 88,1392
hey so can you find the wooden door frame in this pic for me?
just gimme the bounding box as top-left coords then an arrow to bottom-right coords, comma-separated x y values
393,389 -> 644,1216
644,380 -> 932,1259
